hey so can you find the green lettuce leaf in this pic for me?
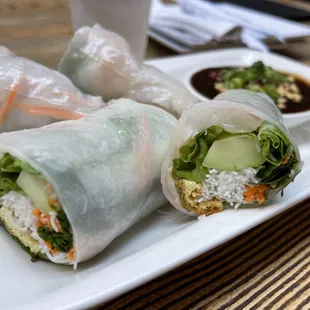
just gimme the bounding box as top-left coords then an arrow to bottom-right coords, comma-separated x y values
258,122 -> 291,166
257,153 -> 297,185
0,153 -> 38,174
0,173 -> 24,197
0,153 -> 38,199
173,122 -> 296,189
172,126 -> 224,183
256,122 -> 295,185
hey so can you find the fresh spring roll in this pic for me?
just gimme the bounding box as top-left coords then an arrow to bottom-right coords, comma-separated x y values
0,99 -> 176,267
161,90 -> 302,216
58,24 -> 197,118
0,56 -> 104,133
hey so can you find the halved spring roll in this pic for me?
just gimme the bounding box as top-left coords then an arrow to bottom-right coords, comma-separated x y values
161,90 -> 302,216
0,99 -> 176,267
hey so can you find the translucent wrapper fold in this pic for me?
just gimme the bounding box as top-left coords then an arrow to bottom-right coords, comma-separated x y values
0,99 -> 176,262
161,90 -> 302,215
58,24 -> 196,118
0,56 -> 104,132
0,46 -> 14,57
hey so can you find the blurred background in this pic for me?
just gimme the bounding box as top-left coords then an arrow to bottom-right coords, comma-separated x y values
0,0 -> 309,68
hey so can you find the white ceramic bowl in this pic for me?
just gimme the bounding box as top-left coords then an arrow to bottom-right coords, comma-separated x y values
174,49 -> 310,129
184,66 -> 310,129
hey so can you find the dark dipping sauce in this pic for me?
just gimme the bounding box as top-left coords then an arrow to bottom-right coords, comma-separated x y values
190,67 -> 310,114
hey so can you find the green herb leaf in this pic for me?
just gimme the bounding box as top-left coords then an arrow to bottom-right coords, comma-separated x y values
56,210 -> 71,233
219,61 -> 290,103
251,61 -> 265,76
37,226 -> 73,253
37,210 -> 73,253
228,77 -> 244,89
246,82 -> 262,93
263,84 -> 280,102
263,66 -> 287,84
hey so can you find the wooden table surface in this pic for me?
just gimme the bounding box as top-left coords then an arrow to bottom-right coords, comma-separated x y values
0,1 -> 309,310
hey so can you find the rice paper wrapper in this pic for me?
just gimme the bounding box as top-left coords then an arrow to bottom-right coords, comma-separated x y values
0,56 -> 104,133
161,90 -> 302,215
0,46 -> 14,57
0,99 -> 176,262
58,24 -> 196,118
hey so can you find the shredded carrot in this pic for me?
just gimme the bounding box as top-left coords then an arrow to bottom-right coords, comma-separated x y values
16,103 -> 85,120
46,242 -> 58,255
0,83 -> 19,124
39,214 -> 52,229
48,198 -> 59,206
45,241 -> 52,250
44,182 -> 54,191
67,93 -> 99,107
282,156 -> 290,165
39,216 -> 49,225
51,247 -> 58,255
32,208 -> 42,216
244,184 -> 269,204
66,248 -> 75,261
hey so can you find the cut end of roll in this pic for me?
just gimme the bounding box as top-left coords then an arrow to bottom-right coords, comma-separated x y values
0,153 -> 77,267
162,97 -> 301,217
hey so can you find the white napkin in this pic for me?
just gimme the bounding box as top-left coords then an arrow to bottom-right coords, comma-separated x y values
149,0 -> 310,52
216,2 -> 310,39
149,0 -> 241,48
179,0 -> 270,51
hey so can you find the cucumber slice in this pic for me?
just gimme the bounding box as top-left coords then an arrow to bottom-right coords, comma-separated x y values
17,171 -> 54,213
203,135 -> 265,171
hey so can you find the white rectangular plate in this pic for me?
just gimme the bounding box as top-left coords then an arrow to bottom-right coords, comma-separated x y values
1,51 -> 310,310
